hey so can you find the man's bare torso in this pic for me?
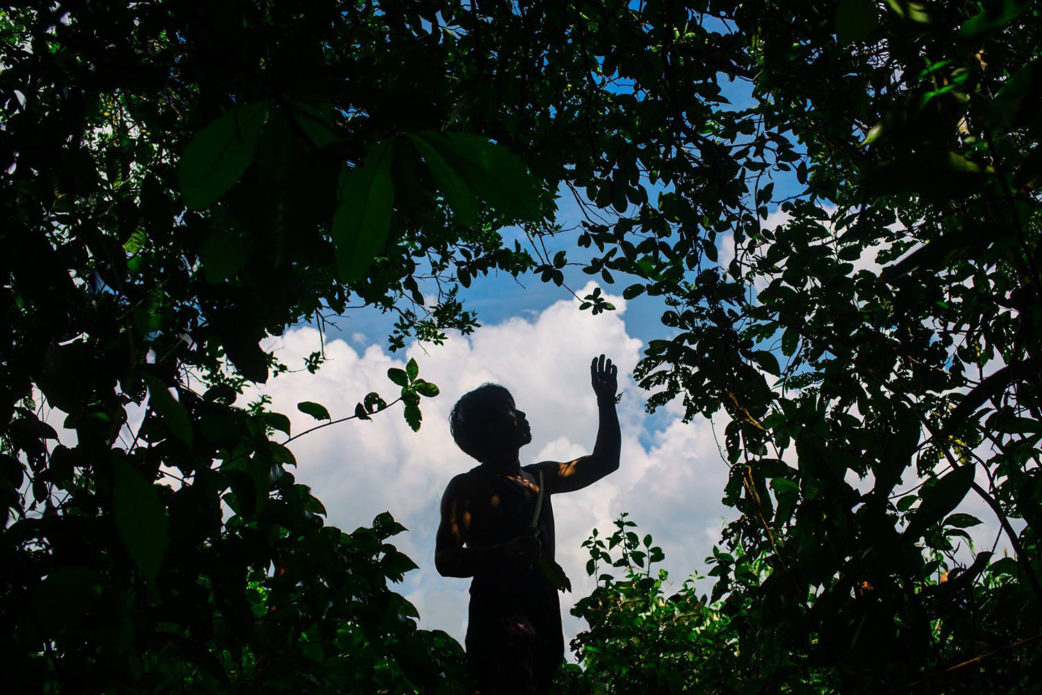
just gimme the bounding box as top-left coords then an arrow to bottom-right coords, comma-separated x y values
450,464 -> 556,570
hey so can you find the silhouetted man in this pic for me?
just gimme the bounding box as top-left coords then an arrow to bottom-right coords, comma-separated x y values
436,355 -> 621,695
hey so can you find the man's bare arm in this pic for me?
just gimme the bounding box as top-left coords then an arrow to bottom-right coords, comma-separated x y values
543,355 -> 621,494
434,476 -> 539,577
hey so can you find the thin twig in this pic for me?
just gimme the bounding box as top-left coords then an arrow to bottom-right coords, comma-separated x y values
282,397 -> 403,446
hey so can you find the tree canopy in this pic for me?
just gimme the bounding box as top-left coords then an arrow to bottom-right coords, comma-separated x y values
2,0 -> 1040,692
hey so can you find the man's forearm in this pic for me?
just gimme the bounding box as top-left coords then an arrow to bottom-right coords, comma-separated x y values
436,541 -> 525,578
437,545 -> 493,578
592,397 -> 621,471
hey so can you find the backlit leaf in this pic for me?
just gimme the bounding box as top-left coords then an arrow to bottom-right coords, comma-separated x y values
297,401 -> 331,421
333,140 -> 395,281
407,132 -> 478,227
144,374 -> 193,446
113,460 -> 168,582
179,102 -> 271,209
906,466 -> 975,539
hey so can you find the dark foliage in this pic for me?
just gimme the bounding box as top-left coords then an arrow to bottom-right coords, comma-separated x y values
2,1 -> 1040,693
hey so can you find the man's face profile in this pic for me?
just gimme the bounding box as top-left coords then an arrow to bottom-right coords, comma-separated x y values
492,394 -> 531,450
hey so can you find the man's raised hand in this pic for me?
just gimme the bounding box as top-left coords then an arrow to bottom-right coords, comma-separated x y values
590,354 -> 618,403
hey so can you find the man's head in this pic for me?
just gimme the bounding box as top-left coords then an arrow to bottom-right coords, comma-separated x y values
449,384 -> 531,461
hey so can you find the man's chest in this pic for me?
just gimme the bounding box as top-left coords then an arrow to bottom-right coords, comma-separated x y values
465,472 -> 542,545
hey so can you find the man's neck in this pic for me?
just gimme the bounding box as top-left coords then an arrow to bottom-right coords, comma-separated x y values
480,450 -> 522,475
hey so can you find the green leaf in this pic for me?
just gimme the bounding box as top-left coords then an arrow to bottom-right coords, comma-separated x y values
896,494 -> 918,512
989,557 -> 1019,576
885,0 -> 930,23
414,379 -> 440,397
388,367 -> 409,387
223,334 -> 269,383
537,555 -> 572,592
113,460 -> 169,582
749,350 -> 781,376
942,357 -> 1042,436
781,327 -> 799,356
906,466 -> 976,539
123,229 -> 146,255
406,357 -> 419,381
373,510 -> 407,537
959,0 -> 1031,37
622,284 -> 646,299
268,442 -> 296,466
333,140 -> 395,282
297,401 -> 331,421
945,512 -> 982,529
262,412 -> 291,436
421,131 -> 543,222
144,374 -> 193,446
406,132 -> 478,226
364,392 -> 387,412
288,100 -> 343,148
179,102 -> 271,209
382,549 -> 420,582
199,229 -> 249,283
836,0 -> 878,45
988,62 -> 1040,127
404,402 -> 422,431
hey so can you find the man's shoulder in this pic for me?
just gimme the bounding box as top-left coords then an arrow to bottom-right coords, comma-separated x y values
523,461 -> 558,476
444,465 -> 485,493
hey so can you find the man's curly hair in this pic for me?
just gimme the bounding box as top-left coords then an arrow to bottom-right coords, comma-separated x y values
449,383 -> 513,461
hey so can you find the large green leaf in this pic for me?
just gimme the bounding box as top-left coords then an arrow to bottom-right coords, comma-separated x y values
905,465 -> 976,539
406,132 -> 478,227
198,228 -> 250,283
958,0 -> 1032,37
179,102 -> 271,209
113,460 -> 169,582
222,331 -> 269,383
419,131 -> 543,222
333,140 -> 395,281
144,374 -> 193,446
